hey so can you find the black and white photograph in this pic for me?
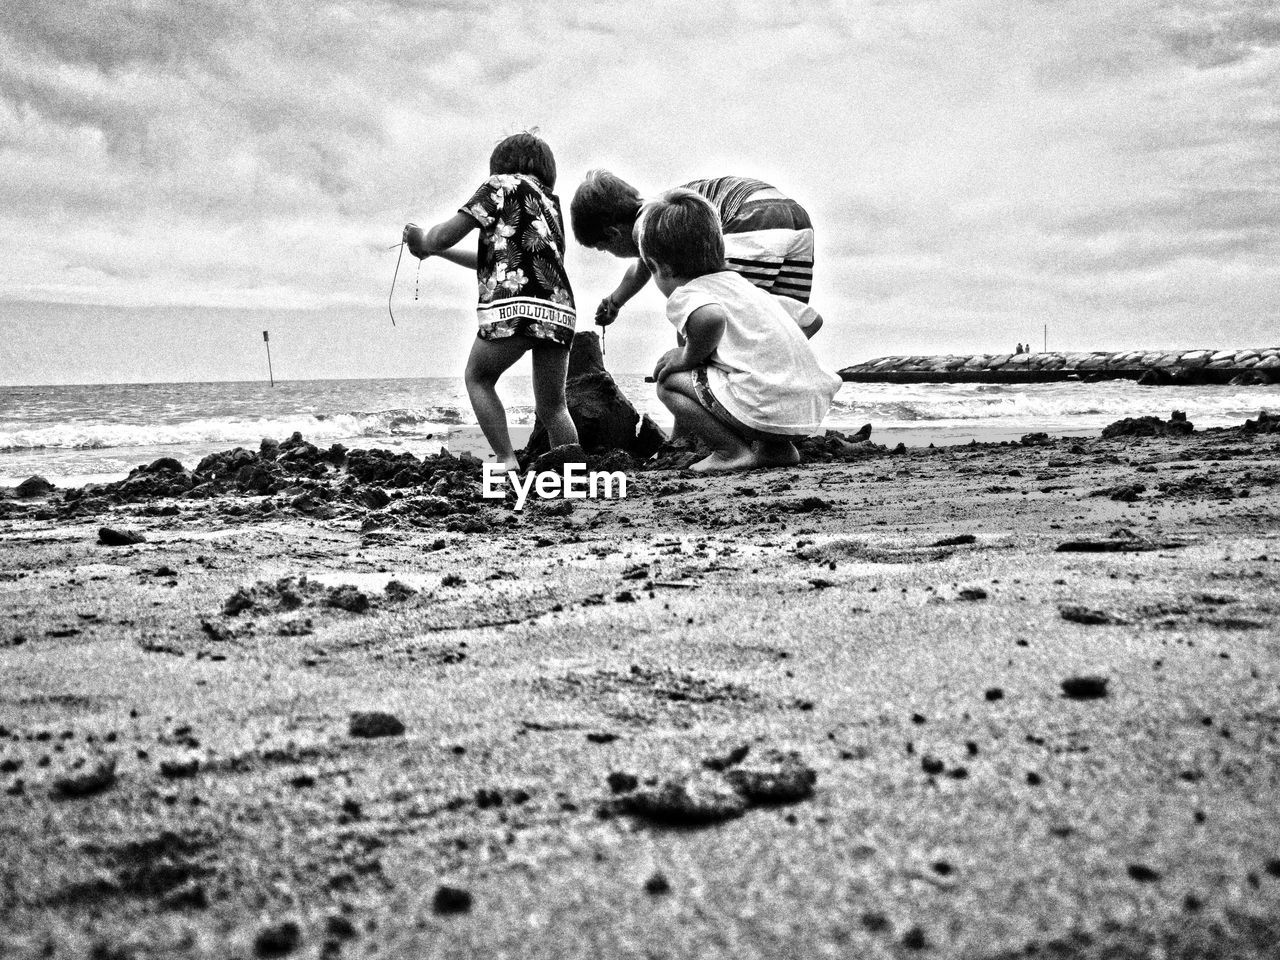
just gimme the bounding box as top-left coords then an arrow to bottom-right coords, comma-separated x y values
2,2 -> 1280,957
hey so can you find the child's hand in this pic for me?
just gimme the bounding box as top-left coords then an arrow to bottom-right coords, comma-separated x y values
652,347 -> 686,384
402,223 -> 427,259
594,295 -> 621,327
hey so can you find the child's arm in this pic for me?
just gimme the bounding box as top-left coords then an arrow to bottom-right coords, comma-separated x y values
596,259 -> 653,326
403,213 -> 479,270
653,304 -> 726,382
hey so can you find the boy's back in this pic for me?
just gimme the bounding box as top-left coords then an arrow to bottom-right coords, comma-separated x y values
666,270 -> 840,436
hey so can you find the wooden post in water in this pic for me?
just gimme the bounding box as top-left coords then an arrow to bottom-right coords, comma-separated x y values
1043,323 -> 1047,353
263,330 -> 274,387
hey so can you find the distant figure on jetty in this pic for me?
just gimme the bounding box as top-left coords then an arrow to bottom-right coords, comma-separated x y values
571,171 -> 823,338
1015,343 -> 1024,355
640,189 -> 840,473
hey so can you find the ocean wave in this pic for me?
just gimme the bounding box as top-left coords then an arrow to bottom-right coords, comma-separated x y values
0,406 -> 493,453
828,383 -> 1280,426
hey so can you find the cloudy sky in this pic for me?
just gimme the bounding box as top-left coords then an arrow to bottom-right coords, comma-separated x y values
1,0 -> 1277,385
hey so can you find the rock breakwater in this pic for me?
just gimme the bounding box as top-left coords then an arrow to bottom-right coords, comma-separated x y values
839,347 -> 1280,385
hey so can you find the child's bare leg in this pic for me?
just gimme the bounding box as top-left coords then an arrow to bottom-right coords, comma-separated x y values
656,372 -> 755,472
752,439 -> 800,467
464,336 -> 528,472
530,340 -> 579,449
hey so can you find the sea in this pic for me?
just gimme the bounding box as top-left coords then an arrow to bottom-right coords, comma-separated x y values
3,376 -> 1280,487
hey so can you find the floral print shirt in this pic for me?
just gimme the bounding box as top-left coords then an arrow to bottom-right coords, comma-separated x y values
460,173 -> 576,345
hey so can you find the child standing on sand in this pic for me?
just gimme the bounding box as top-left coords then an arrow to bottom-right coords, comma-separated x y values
642,190 -> 841,473
402,132 -> 578,472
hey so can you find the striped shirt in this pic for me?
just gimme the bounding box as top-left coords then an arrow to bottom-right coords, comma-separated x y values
681,177 -> 815,305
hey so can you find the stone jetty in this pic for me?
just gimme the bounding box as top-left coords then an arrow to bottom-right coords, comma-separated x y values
838,347 -> 1280,385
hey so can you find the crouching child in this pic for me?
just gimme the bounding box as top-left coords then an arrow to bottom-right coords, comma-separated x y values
643,189 -> 841,472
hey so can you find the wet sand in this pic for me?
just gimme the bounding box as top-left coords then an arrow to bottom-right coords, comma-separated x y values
2,423 -> 1280,959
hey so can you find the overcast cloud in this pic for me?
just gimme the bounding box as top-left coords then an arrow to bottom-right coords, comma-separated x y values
1,0 -> 1277,383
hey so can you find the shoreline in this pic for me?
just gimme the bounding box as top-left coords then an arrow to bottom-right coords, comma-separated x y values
2,416 -> 1280,957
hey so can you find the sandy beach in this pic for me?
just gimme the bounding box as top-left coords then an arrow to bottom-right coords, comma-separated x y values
2,416 -> 1280,959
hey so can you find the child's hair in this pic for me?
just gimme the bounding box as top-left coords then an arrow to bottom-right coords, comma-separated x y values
638,188 -> 726,278
490,132 -> 556,188
570,170 -> 643,246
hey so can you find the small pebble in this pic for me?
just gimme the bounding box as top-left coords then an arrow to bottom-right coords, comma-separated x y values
902,925 -> 929,950
622,775 -> 748,825
432,885 -> 472,914
253,920 -> 302,957
325,915 -> 357,940
1127,863 -> 1160,882
643,871 -> 671,895
51,757 -> 116,797
723,764 -> 817,804
861,911 -> 892,933
159,757 -> 200,779
1061,675 -> 1109,700
606,771 -> 639,794
348,712 -> 405,738
98,527 -> 146,546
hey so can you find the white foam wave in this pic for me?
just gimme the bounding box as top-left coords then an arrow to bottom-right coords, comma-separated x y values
829,382 -> 1280,429
0,407 -> 487,453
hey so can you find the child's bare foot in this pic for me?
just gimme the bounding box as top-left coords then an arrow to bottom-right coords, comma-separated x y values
500,457 -> 521,474
751,440 -> 800,467
689,448 -> 759,473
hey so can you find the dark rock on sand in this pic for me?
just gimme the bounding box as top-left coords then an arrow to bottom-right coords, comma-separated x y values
383,580 -> 417,601
1055,537 -> 1177,553
606,771 -> 639,793
723,764 -> 817,804
348,712 -> 405,738
324,914 -> 357,940
702,744 -> 751,771
796,430 -> 885,464
1241,410 -> 1280,434
223,588 -> 256,616
644,872 -> 672,895
16,475 -> 55,498
99,527 -> 146,546
1101,413 -> 1193,439
52,756 -> 117,797
901,925 -> 930,950
1103,483 -> 1146,502
254,920 -> 302,957
1061,675 -> 1110,700
359,486 -> 391,509
158,879 -> 209,910
622,774 -> 749,825
324,585 -> 370,613
432,885 -> 473,914
1059,604 -> 1127,626
158,756 -> 200,779
142,457 -> 185,473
